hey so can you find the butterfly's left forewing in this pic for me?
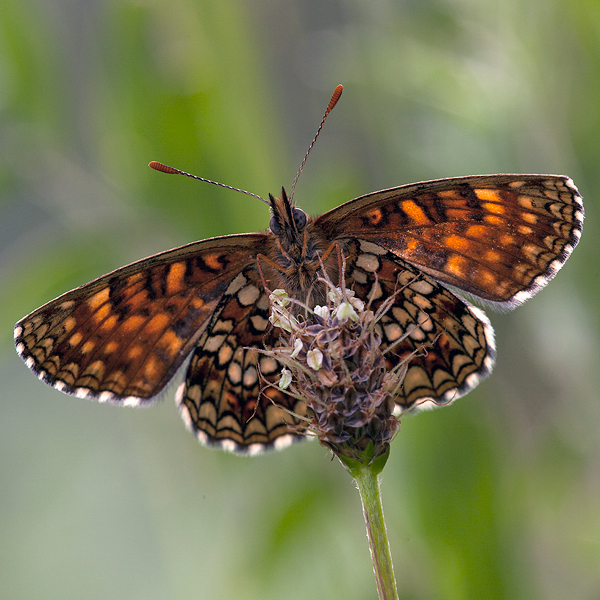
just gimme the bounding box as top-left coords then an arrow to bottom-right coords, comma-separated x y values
15,234 -> 268,404
316,174 -> 583,309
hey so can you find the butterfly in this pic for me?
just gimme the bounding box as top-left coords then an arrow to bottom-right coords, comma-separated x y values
14,86 -> 583,455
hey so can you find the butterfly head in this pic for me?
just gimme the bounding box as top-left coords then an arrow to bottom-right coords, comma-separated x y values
269,187 -> 308,246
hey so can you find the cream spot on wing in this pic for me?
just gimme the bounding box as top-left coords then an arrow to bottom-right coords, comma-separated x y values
228,362 -> 242,385
250,315 -> 269,332
243,366 -> 258,388
204,334 -> 226,353
225,272 -> 247,295
356,253 -> 380,273
237,284 -> 260,307
359,240 -> 387,255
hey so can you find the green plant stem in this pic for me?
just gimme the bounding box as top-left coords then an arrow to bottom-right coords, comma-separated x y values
351,461 -> 399,600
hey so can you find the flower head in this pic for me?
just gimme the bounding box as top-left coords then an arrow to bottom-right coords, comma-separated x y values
266,280 -> 409,466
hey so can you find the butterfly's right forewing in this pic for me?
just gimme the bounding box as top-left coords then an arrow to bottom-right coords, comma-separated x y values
15,234 -> 268,404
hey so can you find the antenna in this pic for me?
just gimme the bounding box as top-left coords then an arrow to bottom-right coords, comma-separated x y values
148,161 -> 269,205
289,84 -> 343,203
150,84 -> 343,206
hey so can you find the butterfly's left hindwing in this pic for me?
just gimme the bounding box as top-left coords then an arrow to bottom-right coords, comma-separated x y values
343,239 -> 495,409
15,234 -> 268,404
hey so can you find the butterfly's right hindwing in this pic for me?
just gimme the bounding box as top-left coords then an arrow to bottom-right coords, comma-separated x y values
177,265 -> 307,454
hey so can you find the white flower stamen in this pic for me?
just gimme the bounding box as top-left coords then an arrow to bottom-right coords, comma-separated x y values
307,349 -> 323,370
336,301 -> 359,322
291,338 -> 303,358
278,368 -> 293,390
314,305 -> 330,320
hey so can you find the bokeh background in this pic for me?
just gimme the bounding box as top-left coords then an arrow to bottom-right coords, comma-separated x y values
1,0 -> 599,598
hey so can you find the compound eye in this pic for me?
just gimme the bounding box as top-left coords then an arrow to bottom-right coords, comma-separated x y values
293,208 -> 307,230
269,216 -> 280,234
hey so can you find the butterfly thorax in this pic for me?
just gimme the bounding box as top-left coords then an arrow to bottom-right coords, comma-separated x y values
268,188 -> 337,307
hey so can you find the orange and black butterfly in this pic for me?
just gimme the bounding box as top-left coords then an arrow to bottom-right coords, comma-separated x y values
14,86 -> 583,454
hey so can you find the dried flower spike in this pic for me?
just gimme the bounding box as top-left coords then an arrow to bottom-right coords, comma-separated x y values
267,281 -> 409,466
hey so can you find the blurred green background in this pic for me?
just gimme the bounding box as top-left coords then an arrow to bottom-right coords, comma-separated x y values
1,0 -> 599,598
